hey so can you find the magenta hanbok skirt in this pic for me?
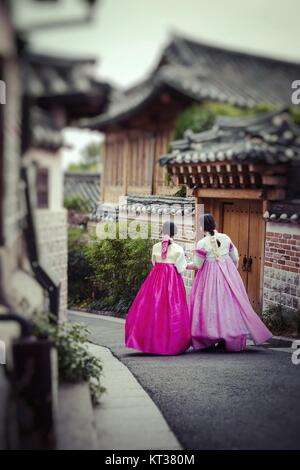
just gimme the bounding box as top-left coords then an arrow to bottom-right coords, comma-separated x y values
190,256 -> 272,351
125,263 -> 191,355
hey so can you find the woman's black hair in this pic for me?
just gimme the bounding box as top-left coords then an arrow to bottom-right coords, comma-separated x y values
201,213 -> 221,247
162,221 -> 177,238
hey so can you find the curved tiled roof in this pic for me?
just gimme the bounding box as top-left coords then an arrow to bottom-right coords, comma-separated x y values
79,35 -> 300,130
64,172 -> 101,212
23,51 -> 111,149
160,110 -> 300,166
23,52 -> 109,100
263,202 -> 300,224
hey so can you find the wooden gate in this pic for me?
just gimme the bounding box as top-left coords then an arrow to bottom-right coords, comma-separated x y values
200,198 -> 265,313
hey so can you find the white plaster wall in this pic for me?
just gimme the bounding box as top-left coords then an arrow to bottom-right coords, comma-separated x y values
266,222 -> 300,236
24,149 -> 68,319
26,148 -> 64,211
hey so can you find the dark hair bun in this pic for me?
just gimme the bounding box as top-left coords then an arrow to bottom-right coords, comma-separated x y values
162,221 -> 177,238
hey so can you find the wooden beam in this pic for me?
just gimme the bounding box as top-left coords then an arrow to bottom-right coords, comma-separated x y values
248,163 -> 288,175
193,188 -> 264,199
262,175 -> 287,187
266,188 -> 286,200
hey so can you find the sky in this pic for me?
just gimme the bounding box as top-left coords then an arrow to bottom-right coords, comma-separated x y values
15,0 -> 300,166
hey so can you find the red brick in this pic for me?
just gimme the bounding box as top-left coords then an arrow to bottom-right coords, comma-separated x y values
280,244 -> 291,250
288,267 -> 300,273
286,260 -> 296,266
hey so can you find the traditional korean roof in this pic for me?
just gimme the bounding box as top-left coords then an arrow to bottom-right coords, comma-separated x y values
90,195 -> 195,222
121,195 -> 195,216
30,107 -> 64,150
160,110 -> 300,166
263,201 -> 300,224
64,172 -> 101,212
80,35 -> 300,130
22,51 -> 111,150
23,52 -> 111,123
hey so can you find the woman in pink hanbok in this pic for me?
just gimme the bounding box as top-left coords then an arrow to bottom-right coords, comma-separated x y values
125,222 -> 191,355
189,214 -> 272,352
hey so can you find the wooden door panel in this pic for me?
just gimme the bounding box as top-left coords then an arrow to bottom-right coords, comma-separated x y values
236,200 -> 250,287
222,201 -> 249,286
199,198 -> 263,313
247,201 -> 264,313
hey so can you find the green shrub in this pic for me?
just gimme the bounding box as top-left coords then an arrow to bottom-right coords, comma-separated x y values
64,196 -> 90,212
173,101 -> 278,140
263,303 -> 300,337
32,314 -> 105,405
85,222 -> 156,315
289,107 -> 300,125
263,304 -> 288,335
67,223 -> 157,317
68,227 -> 95,306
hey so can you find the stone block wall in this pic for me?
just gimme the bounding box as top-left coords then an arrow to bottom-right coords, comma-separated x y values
263,222 -> 300,312
2,58 -> 22,249
35,209 -> 68,319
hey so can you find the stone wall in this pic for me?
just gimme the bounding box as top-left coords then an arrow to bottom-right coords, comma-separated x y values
1,51 -> 22,250
263,222 -> 300,312
35,209 -> 68,319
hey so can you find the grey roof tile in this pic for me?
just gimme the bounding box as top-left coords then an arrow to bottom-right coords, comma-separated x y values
64,172 -> 101,212
160,110 -> 300,166
79,35 -> 300,129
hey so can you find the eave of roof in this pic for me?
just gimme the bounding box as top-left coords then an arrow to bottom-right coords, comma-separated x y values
78,34 -> 300,130
160,110 -> 300,166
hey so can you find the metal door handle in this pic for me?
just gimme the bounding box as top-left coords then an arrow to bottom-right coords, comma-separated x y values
246,256 -> 253,272
242,256 -> 247,271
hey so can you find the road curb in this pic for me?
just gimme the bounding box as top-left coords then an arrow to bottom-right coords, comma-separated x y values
267,336 -> 297,348
56,382 -> 97,450
87,343 -> 182,450
68,309 -> 125,324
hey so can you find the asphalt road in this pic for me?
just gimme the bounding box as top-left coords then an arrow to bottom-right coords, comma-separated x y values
69,311 -> 300,450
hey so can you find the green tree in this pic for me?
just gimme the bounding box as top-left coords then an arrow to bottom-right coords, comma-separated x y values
172,101 -> 278,140
68,141 -> 103,172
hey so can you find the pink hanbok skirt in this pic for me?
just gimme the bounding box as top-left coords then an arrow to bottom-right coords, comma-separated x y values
190,256 -> 272,351
125,263 -> 191,355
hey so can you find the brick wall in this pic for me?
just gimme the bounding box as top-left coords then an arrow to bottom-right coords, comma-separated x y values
35,209 -> 68,319
263,222 -> 300,312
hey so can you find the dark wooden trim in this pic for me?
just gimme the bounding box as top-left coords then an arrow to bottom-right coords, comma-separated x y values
194,188 -> 264,200
36,167 -> 49,209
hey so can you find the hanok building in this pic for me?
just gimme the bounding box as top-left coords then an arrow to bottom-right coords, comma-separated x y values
22,52 -> 110,317
81,35 -> 300,201
81,35 -> 300,314
160,110 -> 300,313
0,0 -> 110,448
